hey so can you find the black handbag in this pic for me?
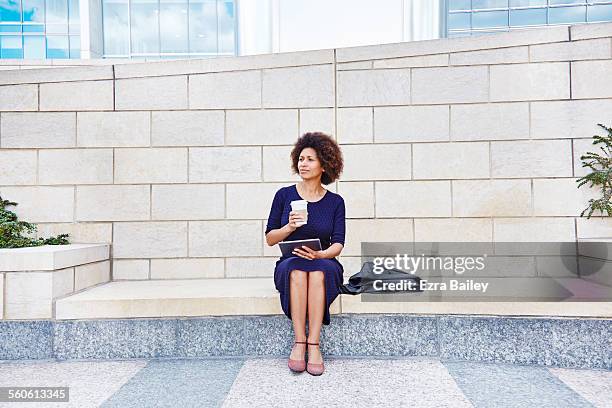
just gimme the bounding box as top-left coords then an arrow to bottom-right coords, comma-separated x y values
340,260 -> 423,295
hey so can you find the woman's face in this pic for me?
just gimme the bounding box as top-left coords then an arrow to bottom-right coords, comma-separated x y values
298,147 -> 324,181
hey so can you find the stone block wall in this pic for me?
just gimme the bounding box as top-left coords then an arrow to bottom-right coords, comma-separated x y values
1,23 -> 611,281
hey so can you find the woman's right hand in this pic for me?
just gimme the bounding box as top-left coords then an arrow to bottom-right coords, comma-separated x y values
287,210 -> 305,231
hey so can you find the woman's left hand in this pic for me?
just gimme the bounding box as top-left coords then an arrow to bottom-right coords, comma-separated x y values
292,246 -> 324,260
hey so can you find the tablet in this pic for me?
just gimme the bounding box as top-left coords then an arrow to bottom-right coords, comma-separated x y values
279,238 -> 322,258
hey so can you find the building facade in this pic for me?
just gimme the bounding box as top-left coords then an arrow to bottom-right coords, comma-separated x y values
1,0 -> 611,59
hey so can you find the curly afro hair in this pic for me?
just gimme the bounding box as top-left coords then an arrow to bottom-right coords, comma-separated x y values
290,132 -> 344,185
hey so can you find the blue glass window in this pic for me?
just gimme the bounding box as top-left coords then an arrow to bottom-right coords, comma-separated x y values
68,0 -> 80,34
131,0 -> 160,54
549,5 -> 586,23
472,0 -> 508,9
69,34 -> 79,57
102,0 -> 129,56
23,24 -> 44,32
1,35 -> 23,58
23,35 -> 44,58
0,0 -> 21,22
189,0 -> 217,53
449,12 -> 472,29
510,7 -> 547,25
0,24 -> 21,32
46,35 -> 68,58
588,5 -> 612,23
472,10 -> 508,27
449,0 -> 471,11
549,0 -> 585,5
22,0 -> 44,22
160,0 -> 188,53
217,0 -> 234,54
46,0 -> 68,34
510,0 -> 547,6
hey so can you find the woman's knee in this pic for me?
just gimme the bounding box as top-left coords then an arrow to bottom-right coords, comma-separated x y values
307,271 -> 325,285
290,269 -> 307,284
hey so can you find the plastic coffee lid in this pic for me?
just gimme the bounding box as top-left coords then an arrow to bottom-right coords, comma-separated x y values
290,200 -> 308,208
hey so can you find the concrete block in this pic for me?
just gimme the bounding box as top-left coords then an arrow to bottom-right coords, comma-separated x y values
412,66 -> 488,104
151,110 -> 224,147
0,112 -> 75,148
76,185 -> 150,221
226,110 -> 298,145
0,84 -> 37,111
530,38 -> 611,62
35,223 -> 112,244
531,100 -> 612,140
226,183 -> 286,219
115,148 -> 188,184
75,260 -> 110,291
375,105 -> 449,143
263,65 -> 334,108
413,142 -> 489,179
490,62 -> 570,101
376,180 -> 451,217
491,140 -> 572,178
0,150 -> 37,185
189,220 -> 262,257
373,54 -> 448,68
342,144 -> 411,181
116,76 -> 188,110
337,108 -> 373,143
40,80 -> 113,111
150,258 -> 224,279
453,179 -> 532,217
571,60 -> 612,99
39,149 -> 113,184
571,21 -> 612,40
414,218 -> 493,242
262,146 -> 302,182
337,69 -> 411,106
450,46 -> 528,65
190,147 -> 261,182
77,112 -> 150,147
533,178 -> 599,217
189,70 -> 261,109
337,181 -> 374,218
152,184 -> 225,220
451,102 -> 529,141
113,222 -> 188,258
343,219 -> 414,256
299,108 -> 334,136
113,260 -> 149,280
225,257 -> 277,278
494,218 -> 576,241
0,186 -> 74,222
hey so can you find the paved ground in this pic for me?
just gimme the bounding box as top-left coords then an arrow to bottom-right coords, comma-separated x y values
0,357 -> 610,407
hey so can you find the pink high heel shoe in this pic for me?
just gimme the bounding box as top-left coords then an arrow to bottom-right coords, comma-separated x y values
288,341 -> 307,373
306,342 -> 324,376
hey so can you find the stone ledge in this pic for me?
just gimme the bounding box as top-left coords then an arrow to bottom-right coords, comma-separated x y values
0,66 -> 114,86
55,278 -> 341,319
0,315 -> 609,370
0,244 -> 110,271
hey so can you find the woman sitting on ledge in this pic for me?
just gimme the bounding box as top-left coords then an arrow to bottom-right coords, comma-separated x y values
265,132 -> 346,376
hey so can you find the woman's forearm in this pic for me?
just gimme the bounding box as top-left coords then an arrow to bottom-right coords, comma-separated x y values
265,224 -> 296,246
320,243 -> 344,259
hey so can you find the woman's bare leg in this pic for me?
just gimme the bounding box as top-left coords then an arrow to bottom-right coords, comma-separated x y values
289,269 -> 308,360
306,271 -> 325,364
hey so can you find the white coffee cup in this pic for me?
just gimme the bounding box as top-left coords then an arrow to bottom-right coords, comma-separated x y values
290,200 -> 308,226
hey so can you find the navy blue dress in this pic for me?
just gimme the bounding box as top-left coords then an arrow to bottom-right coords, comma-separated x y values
265,184 -> 346,326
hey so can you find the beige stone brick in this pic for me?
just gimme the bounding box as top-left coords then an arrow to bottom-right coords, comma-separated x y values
451,103 -> 529,141
0,150 -> 36,185
1,112 -> 75,148
413,142 -> 489,179
152,184 -> 224,220
77,112 -> 150,147
226,110 -> 298,145
151,110 -> 224,146
412,66 -> 488,104
113,259 -> 149,280
263,65 -> 334,108
531,100 -> 612,140
189,220 -> 262,257
299,108 -> 334,136
490,62 -> 570,101
376,180 -> 451,217
39,149 -> 113,184
337,108 -> 373,143
337,69 -> 411,106
375,105 -> 449,143
40,80 -> 113,111
453,179 -> 532,217
342,144 -> 411,181
75,260 -> 110,291
76,185 -> 150,221
337,181 -> 374,218
116,76 -> 188,110
150,258 -> 224,279
0,186 -> 74,222
113,222 -> 188,258
414,218 -> 493,241
189,70 -> 261,109
115,148 -> 188,184
491,140 -> 572,178
190,147 -> 261,182
0,84 -> 37,111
